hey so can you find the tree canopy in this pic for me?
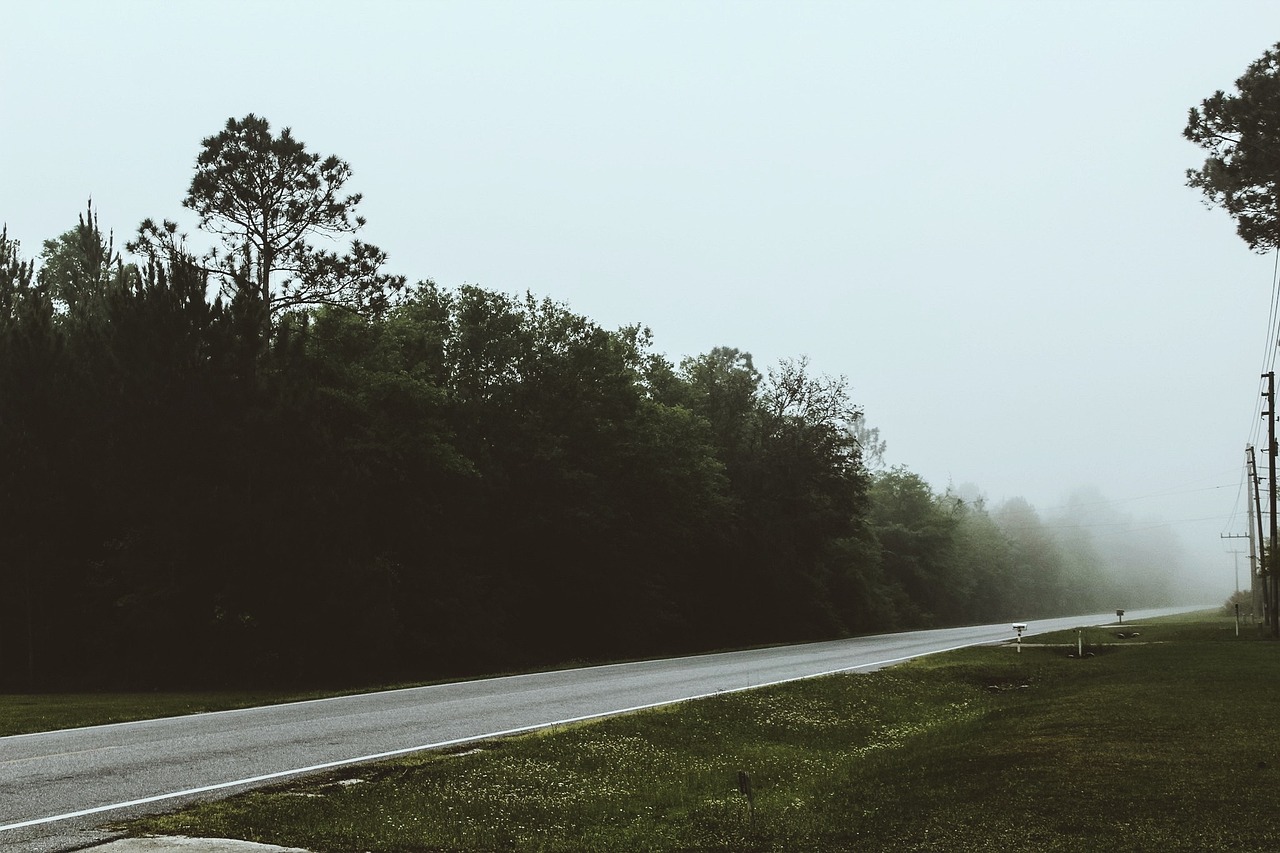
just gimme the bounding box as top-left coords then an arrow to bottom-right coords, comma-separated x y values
1185,43 -> 1280,250
0,117 -> 1189,690
129,114 -> 405,346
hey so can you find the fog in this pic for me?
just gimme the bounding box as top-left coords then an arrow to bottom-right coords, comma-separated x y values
951,481 -> 1221,609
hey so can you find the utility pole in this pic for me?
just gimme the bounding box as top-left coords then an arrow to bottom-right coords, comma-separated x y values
1264,371 -> 1278,638
1226,546 -> 1249,635
1247,446 -> 1260,618
1249,444 -> 1266,621
1226,547 -> 1247,594
1222,534 -> 1249,592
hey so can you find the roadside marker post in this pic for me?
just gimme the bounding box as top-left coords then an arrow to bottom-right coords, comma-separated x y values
738,771 -> 755,827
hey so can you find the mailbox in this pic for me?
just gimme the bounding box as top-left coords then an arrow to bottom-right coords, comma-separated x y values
1012,622 -> 1027,653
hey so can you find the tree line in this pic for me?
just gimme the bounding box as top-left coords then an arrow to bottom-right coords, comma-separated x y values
0,117 -> 1181,690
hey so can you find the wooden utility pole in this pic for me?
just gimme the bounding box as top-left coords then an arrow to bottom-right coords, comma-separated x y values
1226,548 -> 1247,594
1222,536 -> 1249,592
1248,445 -> 1261,619
1265,372 -> 1278,638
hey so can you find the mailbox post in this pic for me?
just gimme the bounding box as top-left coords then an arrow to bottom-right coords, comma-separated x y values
1116,609 -> 1125,625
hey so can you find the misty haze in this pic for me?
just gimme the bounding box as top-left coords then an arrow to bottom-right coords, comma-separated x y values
3,2 -> 1279,851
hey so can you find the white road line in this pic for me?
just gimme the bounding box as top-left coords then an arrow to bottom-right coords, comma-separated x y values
0,638 -> 1000,833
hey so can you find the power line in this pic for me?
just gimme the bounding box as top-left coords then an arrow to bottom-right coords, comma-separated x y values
1265,250 -> 1280,374
1025,478 -> 1239,516
1222,456 -> 1251,537
1248,250 -> 1280,449
995,512 -> 1239,536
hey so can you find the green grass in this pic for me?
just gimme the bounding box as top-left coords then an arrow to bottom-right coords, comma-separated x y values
119,613 -> 1280,851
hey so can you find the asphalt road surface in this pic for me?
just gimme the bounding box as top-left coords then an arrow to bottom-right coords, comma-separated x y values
1,607 -> 1203,852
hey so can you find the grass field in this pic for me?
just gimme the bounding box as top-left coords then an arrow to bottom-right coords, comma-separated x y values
113,612 -> 1280,852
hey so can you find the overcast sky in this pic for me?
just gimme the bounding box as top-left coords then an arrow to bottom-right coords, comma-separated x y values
4,1 -> 1279,597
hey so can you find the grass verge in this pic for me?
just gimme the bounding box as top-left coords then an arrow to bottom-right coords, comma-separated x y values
120,613 -> 1280,852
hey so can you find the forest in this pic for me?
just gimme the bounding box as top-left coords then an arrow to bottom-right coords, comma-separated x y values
0,117 -> 1187,690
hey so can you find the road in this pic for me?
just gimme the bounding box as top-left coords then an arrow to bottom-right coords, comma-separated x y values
0,607 -> 1202,852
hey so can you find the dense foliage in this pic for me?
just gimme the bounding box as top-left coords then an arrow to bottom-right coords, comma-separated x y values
0,119 -> 1180,689
1185,41 -> 1280,250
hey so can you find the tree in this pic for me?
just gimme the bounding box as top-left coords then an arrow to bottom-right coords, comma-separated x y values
761,356 -> 863,475
0,227 -> 36,325
991,497 -> 1069,617
38,200 -> 138,317
677,346 -> 762,462
130,114 -> 406,346
868,467 -> 960,623
1185,43 -> 1280,250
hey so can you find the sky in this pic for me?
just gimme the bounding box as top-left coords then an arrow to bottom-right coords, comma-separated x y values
4,0 -> 1279,599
